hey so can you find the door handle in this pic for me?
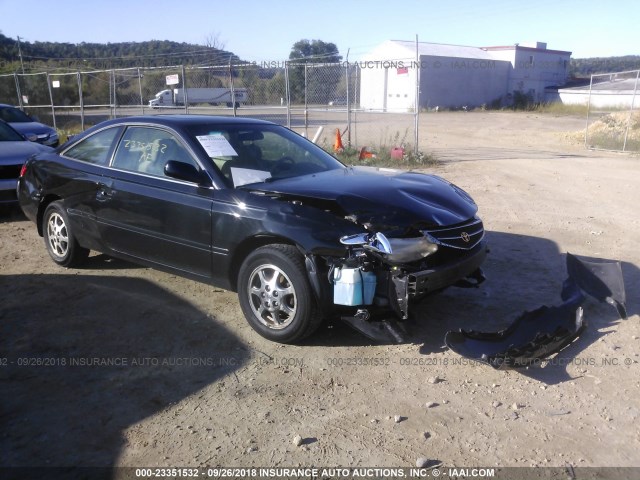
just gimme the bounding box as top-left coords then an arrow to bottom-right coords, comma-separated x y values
96,183 -> 114,201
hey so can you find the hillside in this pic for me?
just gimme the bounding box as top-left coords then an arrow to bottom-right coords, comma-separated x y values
569,55 -> 640,78
0,33 -> 242,73
2,33 -> 639,77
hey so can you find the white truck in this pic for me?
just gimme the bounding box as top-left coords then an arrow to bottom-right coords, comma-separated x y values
148,88 -> 249,108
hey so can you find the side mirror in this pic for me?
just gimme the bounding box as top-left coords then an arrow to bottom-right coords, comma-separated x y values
24,133 -> 38,142
164,160 -> 209,185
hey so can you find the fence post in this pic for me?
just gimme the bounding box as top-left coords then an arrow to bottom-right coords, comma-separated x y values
414,34 -> 420,156
229,55 -> 237,117
137,68 -> 144,115
112,69 -> 117,118
354,65 -> 358,148
304,64 -> 308,136
182,65 -> 188,114
584,75 -> 594,148
14,73 -> 23,108
77,71 -> 84,131
285,62 -> 291,129
346,59 -> 351,148
622,69 -> 639,152
46,72 -> 56,130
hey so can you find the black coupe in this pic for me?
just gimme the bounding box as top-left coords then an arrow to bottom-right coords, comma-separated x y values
18,116 -> 486,343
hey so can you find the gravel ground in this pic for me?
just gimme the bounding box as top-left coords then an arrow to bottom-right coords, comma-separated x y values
1,111 -> 638,471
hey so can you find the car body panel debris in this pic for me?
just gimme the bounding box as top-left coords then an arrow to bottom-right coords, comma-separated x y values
445,253 -> 627,369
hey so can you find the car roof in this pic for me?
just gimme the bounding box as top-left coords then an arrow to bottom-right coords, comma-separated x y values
68,115 -> 283,149
94,115 -> 276,129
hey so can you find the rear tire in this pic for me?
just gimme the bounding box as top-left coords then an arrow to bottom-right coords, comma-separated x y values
42,201 -> 89,267
237,244 -> 322,343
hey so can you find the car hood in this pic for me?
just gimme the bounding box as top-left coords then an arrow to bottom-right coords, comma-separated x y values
9,121 -> 56,137
244,166 -> 478,231
0,141 -> 54,165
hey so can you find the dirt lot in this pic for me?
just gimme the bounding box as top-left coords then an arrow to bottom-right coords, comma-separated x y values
1,111 -> 639,472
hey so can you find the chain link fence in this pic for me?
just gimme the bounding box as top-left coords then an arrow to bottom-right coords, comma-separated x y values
0,62 -> 419,153
585,69 -> 639,152
288,63 -> 418,155
7,62 -> 639,155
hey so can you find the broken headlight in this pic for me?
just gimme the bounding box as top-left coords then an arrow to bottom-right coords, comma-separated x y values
340,232 -> 438,263
386,236 -> 439,263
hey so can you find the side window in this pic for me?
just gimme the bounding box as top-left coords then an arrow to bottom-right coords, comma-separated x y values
63,127 -> 121,166
112,127 -> 198,178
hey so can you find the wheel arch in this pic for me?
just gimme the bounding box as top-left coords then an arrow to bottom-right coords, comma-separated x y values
227,234 -> 300,292
36,194 -> 62,236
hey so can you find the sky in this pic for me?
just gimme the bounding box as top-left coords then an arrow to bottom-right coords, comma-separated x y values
1,0 -> 638,61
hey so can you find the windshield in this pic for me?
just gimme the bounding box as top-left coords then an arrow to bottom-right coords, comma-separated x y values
0,121 -> 25,141
0,106 -> 32,123
187,123 -> 345,187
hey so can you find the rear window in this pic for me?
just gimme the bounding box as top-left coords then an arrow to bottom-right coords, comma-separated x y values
0,107 -> 32,123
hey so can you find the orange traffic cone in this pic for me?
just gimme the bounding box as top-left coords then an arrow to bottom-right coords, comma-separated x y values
333,128 -> 344,152
359,146 -> 376,160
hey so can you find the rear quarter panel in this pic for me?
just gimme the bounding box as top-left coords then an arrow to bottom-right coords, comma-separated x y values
19,154 -> 106,250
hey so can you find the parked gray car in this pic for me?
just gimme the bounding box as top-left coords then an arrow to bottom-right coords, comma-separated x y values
0,104 -> 59,147
0,120 -> 54,204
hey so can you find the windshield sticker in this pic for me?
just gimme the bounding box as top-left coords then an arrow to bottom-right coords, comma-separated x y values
231,167 -> 271,187
197,134 -> 238,157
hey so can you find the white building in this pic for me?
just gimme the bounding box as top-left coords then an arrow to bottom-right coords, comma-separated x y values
359,40 -> 572,111
555,77 -> 639,109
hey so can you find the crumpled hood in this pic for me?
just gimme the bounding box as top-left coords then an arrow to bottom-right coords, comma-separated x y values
245,166 -> 478,231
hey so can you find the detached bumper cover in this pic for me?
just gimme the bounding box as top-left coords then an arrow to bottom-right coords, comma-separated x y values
445,253 -> 627,370
565,253 -> 627,319
445,304 -> 585,370
408,243 -> 487,297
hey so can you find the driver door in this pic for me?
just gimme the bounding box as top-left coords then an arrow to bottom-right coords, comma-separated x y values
97,126 -> 213,279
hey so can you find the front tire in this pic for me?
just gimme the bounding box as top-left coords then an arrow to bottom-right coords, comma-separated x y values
237,244 -> 322,343
42,201 -> 89,267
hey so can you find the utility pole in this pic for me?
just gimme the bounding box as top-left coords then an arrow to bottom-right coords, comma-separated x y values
16,36 -> 25,73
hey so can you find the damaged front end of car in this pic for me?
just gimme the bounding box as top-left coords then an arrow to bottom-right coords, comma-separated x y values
316,218 -> 488,343
244,167 -> 488,343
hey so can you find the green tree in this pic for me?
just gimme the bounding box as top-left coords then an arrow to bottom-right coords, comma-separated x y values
288,39 -> 342,104
289,39 -> 341,63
